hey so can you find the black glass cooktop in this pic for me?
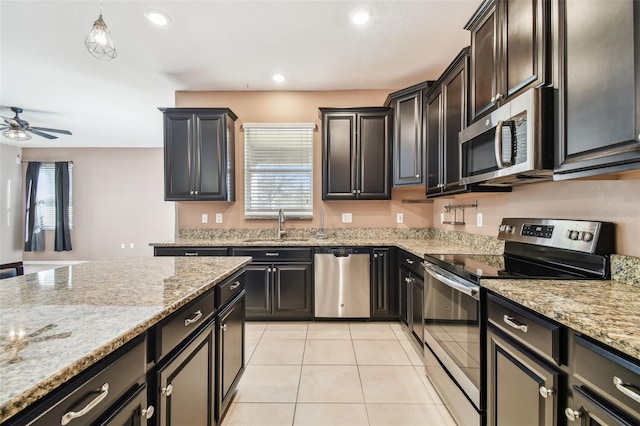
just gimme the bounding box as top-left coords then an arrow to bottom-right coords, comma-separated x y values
424,253 -> 592,283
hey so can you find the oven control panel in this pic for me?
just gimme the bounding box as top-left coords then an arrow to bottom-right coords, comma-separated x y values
497,218 -> 614,254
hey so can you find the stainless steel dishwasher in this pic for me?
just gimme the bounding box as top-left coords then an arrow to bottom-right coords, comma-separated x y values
314,247 -> 371,318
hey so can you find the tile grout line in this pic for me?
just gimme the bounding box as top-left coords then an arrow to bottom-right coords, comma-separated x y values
291,323 -> 309,426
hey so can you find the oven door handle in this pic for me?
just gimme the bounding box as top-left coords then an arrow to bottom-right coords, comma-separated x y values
422,263 -> 480,301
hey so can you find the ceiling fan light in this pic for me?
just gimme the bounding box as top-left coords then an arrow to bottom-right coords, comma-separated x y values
2,129 -> 31,141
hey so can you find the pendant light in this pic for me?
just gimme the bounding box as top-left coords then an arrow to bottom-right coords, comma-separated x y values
85,0 -> 117,60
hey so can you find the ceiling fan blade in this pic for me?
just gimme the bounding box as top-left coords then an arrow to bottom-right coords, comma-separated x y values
2,116 -> 19,126
29,126 -> 72,135
26,128 -> 58,140
0,126 -> 9,131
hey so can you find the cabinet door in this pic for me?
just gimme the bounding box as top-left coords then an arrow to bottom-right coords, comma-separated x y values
425,88 -> 443,196
164,112 -> 195,200
273,263 -> 313,319
469,1 -> 499,123
399,268 -> 410,326
194,113 -> 228,200
216,293 -> 245,422
371,249 -> 392,318
500,0 -> 548,100
96,384 -> 151,426
567,386 -> 639,426
244,264 -> 271,318
156,322 -> 213,426
411,277 -> 424,344
358,111 -> 391,199
554,0 -> 640,179
488,328 -> 560,426
323,113 -> 357,199
442,57 -> 467,193
393,92 -> 423,186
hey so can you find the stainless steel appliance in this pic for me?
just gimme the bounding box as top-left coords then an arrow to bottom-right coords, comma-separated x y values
422,218 -> 615,426
314,247 -> 371,318
459,88 -> 554,186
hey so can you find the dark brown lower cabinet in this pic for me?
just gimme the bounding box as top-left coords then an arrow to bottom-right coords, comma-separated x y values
155,319 -> 214,426
371,248 -> 396,319
399,267 -> 410,327
487,327 -> 562,426
567,386 -> 637,426
97,384 -> 151,426
216,292 -> 245,422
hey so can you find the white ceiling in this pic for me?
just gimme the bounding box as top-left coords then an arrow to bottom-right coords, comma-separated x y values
0,0 -> 480,148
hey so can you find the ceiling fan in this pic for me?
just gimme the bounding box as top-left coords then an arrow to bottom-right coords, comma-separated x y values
0,107 -> 72,141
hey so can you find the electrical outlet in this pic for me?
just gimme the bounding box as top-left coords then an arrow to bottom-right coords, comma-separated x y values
396,213 -> 404,224
440,213 -> 445,224
342,213 -> 352,223
476,212 -> 483,227
129,243 -> 135,249
215,213 -> 223,224
201,213 -> 208,224
121,243 -> 125,249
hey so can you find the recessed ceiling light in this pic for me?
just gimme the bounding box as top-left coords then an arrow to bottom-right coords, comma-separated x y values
350,10 -> 370,25
273,73 -> 286,83
145,9 -> 170,26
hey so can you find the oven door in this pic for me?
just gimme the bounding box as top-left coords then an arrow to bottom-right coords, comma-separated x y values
422,262 -> 481,408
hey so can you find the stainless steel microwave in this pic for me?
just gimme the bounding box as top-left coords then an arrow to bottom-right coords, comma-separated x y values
459,88 -> 554,186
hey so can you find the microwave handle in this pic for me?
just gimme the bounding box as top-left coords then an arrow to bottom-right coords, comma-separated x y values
494,120 -> 505,168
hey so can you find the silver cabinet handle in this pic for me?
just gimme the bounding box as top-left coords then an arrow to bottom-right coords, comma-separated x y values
352,190 -> 357,194
161,384 -> 173,396
406,258 -> 414,264
404,277 -> 411,284
539,386 -> 554,398
184,310 -> 203,326
190,190 -> 194,195
229,281 -> 240,290
491,95 -> 496,102
184,252 -> 199,256
141,405 -> 155,420
194,190 -> 199,195
415,174 -> 420,178
564,407 -> 581,421
374,254 -> 378,258
503,315 -> 528,333
357,189 -> 361,194
613,376 -> 640,403
265,252 -> 279,257
221,324 -> 228,332
61,383 -> 109,425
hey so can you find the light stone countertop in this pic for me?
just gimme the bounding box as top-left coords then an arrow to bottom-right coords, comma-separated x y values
0,256 -> 251,423
482,278 -> 640,361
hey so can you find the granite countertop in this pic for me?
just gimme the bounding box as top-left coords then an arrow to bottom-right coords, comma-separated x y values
0,256 -> 251,423
151,237 -> 499,258
482,278 -> 640,361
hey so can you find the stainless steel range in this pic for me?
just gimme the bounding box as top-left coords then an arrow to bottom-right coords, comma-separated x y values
421,218 -> 615,426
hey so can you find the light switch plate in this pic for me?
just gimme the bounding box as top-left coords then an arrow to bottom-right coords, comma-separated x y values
201,213 -> 208,224
342,213 -> 352,223
396,213 -> 404,224
477,212 -> 483,227
129,243 -> 135,249
215,213 -> 223,224
440,213 -> 445,224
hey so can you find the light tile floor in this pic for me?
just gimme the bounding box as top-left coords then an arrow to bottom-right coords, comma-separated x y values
222,321 -> 457,426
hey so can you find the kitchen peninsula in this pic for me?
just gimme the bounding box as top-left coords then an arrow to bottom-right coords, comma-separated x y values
0,256 -> 251,425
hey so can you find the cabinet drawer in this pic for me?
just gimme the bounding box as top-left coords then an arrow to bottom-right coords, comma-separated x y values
573,335 -> 640,420
231,247 -> 312,262
154,247 -> 228,256
155,291 -> 215,362
216,271 -> 245,309
27,337 -> 146,426
487,293 -> 562,365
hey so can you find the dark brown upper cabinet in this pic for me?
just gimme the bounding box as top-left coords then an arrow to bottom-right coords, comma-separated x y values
466,0 -> 550,123
553,0 -> 640,179
320,107 -> 392,200
386,81 -> 433,187
160,108 -> 237,201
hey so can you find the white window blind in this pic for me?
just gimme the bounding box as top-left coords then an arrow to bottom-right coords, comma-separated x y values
244,123 -> 314,219
37,164 -> 73,230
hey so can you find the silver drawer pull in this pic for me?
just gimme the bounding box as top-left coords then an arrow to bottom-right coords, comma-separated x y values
406,258 -> 414,264
184,252 -> 199,256
265,252 -> 279,256
184,310 -> 203,326
229,281 -> 241,290
221,324 -> 228,332
161,384 -> 173,396
613,376 -> 640,403
61,383 -> 109,425
564,407 -> 581,421
503,315 -> 528,333
141,405 -> 155,420
539,386 -> 554,398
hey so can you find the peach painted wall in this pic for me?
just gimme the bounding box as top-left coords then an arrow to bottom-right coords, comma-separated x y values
21,148 -> 175,261
432,178 -> 640,257
175,90 -> 434,230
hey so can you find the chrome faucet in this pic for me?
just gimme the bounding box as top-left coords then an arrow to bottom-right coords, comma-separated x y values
276,208 -> 287,239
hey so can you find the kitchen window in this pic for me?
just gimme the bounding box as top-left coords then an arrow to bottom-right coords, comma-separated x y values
38,163 -> 73,230
243,123 -> 314,219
